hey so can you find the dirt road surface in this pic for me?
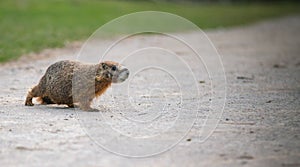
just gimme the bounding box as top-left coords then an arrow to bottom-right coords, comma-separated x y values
0,15 -> 299,167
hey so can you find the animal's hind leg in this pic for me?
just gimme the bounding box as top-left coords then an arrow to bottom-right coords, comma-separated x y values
37,96 -> 55,105
79,98 -> 97,111
42,96 -> 55,104
67,104 -> 75,108
25,86 -> 42,106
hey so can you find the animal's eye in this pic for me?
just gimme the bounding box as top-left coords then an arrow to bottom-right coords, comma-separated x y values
112,66 -> 117,71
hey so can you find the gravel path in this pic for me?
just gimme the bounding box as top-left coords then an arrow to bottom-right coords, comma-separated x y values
0,15 -> 300,167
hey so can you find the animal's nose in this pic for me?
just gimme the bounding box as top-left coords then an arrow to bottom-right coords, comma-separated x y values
122,68 -> 129,75
124,68 -> 129,75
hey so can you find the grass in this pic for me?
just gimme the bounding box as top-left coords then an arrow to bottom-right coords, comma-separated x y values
0,0 -> 299,62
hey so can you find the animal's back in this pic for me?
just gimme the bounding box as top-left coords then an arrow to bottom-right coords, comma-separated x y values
44,60 -> 79,104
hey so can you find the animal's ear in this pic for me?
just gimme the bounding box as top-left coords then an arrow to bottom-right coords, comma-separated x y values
101,63 -> 108,70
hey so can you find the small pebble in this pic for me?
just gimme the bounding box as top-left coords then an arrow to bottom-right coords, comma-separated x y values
238,155 -> 254,160
237,76 -> 253,80
273,64 -> 286,68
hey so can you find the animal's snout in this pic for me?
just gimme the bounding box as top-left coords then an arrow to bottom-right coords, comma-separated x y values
112,66 -> 129,83
119,67 -> 129,79
122,68 -> 129,76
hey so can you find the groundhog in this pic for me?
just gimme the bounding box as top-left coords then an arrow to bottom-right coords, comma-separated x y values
25,60 -> 129,111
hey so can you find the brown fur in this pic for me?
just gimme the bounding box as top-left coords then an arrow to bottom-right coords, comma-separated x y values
25,60 -> 127,111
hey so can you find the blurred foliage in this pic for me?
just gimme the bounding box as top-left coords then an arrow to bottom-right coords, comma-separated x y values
0,0 -> 299,62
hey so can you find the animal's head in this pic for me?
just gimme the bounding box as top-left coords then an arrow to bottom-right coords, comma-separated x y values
96,61 -> 129,83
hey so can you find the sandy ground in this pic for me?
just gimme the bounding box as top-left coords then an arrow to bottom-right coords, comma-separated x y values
0,15 -> 299,167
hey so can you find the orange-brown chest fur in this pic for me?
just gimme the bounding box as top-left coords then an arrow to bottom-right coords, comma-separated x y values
95,80 -> 112,98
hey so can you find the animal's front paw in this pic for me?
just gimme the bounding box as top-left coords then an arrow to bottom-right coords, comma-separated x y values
25,101 -> 34,106
80,106 -> 99,112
